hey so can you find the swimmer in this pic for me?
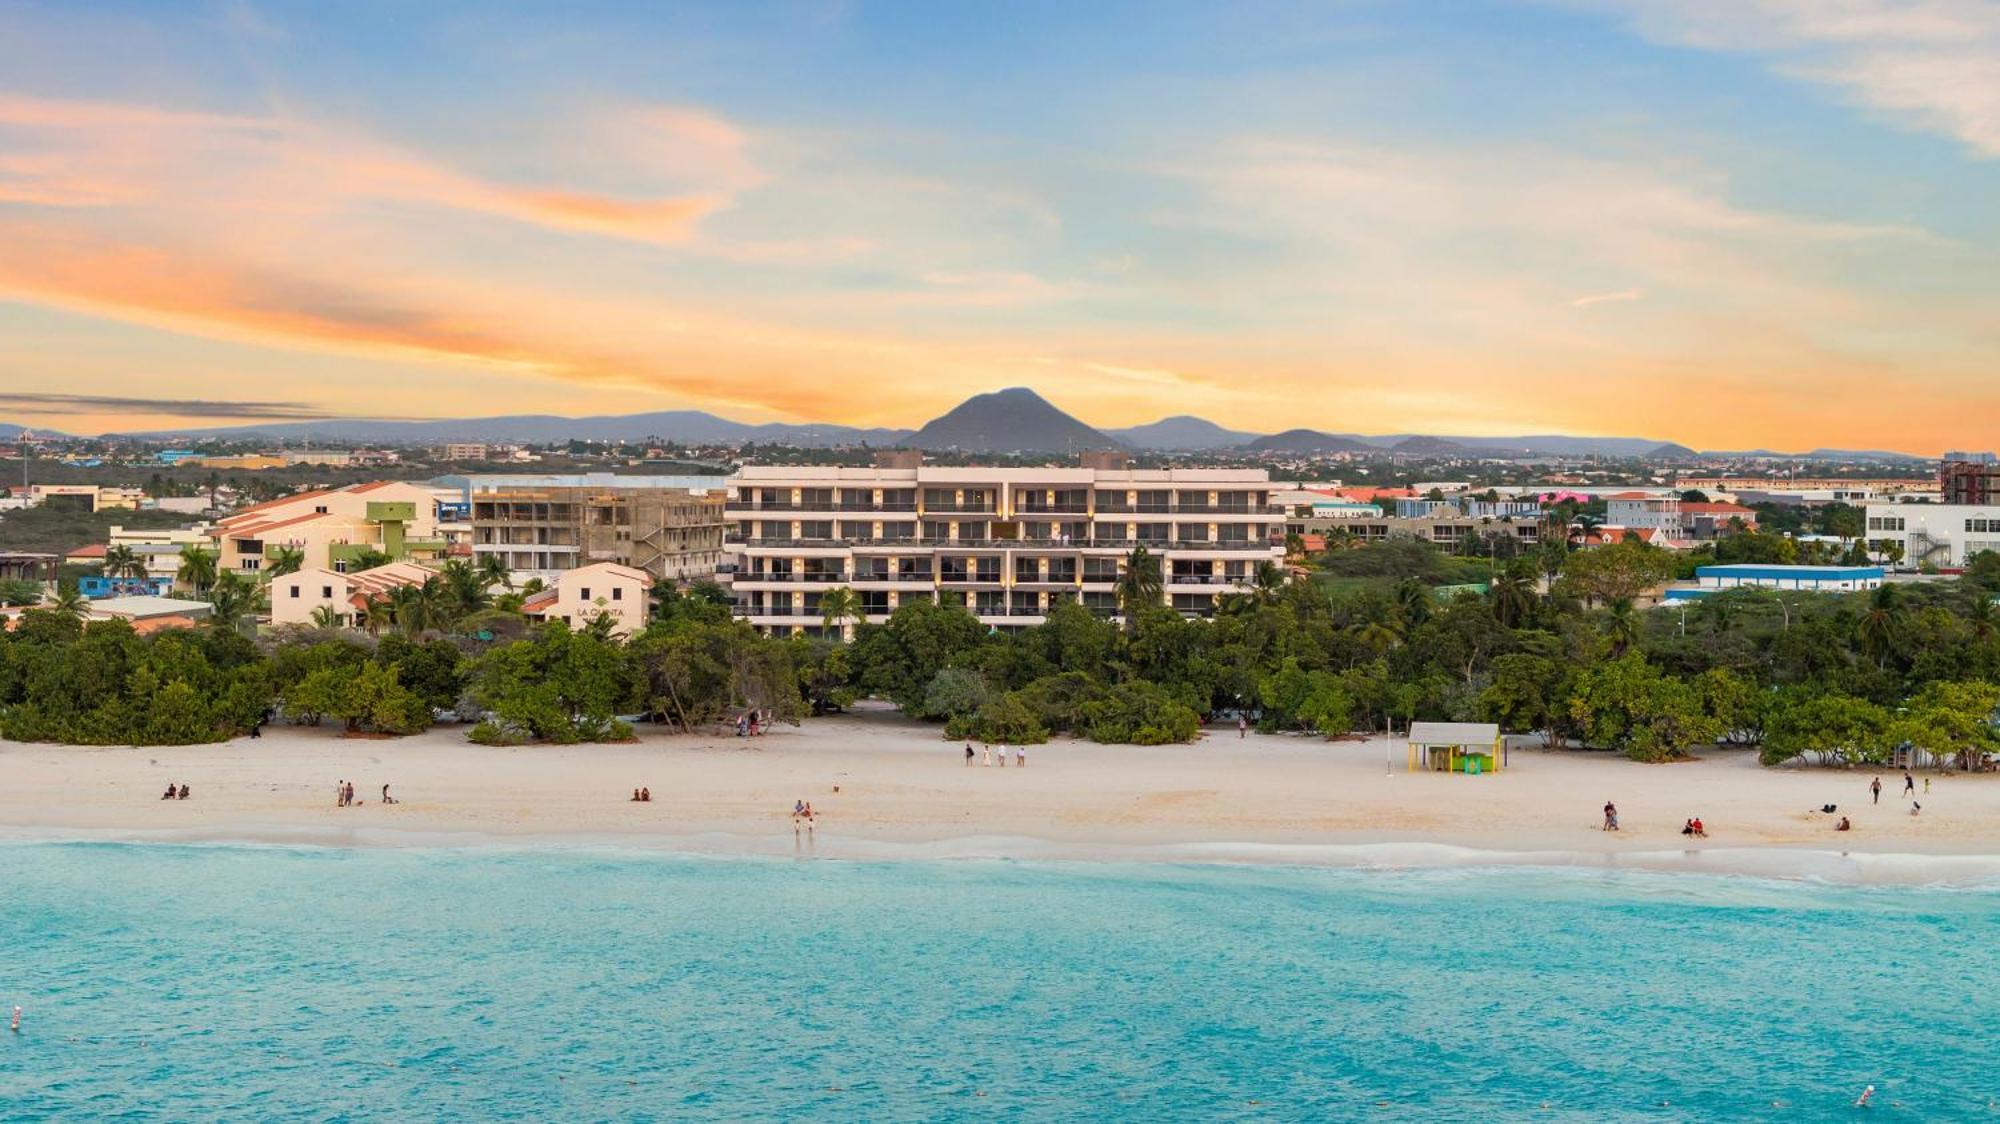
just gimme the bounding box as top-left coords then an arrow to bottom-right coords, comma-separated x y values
9,1006 -> 18,1032
1856,1084 -> 1875,1107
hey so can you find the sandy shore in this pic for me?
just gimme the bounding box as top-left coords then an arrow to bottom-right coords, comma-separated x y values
4,706 -> 1997,882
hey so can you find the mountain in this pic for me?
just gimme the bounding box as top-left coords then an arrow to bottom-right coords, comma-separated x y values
1107,415 -> 1261,450
1243,429 -> 1377,454
1646,442 -> 1699,460
0,423 -> 74,440
1699,447 -> 1928,462
904,387 -> 1122,453
115,412 -> 912,448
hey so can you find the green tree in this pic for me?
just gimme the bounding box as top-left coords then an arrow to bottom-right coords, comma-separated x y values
1116,546 -> 1164,628
818,585 -> 864,636
102,544 -> 146,580
265,545 -> 306,579
175,544 -> 218,595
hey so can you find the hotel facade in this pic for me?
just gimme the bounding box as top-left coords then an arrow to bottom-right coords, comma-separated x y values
724,455 -> 1286,636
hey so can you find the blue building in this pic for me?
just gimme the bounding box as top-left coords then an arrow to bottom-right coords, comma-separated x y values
1662,564 -> 1885,601
77,575 -> 174,599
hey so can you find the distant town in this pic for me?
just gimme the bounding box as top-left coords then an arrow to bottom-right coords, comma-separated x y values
0,386 -> 1984,637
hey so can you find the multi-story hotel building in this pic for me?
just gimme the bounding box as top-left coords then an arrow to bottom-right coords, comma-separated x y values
469,483 -> 727,583
725,453 -> 1286,635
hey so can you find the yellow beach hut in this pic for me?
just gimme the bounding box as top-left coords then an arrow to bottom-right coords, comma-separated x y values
1407,721 -> 1505,774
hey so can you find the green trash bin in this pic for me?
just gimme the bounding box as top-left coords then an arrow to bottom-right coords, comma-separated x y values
1467,757 -> 1482,775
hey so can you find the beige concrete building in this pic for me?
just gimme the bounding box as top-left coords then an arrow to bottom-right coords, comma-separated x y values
725,455 -> 1287,636
212,482 -> 449,577
521,562 -> 653,637
470,485 -> 726,584
269,562 -> 435,628
29,484 -> 145,511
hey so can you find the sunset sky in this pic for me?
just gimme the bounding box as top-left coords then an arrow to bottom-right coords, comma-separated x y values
3,1 -> 1998,451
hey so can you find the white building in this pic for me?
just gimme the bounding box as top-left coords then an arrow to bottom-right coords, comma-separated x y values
726,455 -> 1287,636
521,561 -> 653,637
1865,503 -> 2000,569
1604,492 -> 1681,532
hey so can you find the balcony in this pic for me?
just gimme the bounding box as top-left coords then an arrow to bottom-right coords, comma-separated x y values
1016,503 -> 1090,515
1092,504 -> 1285,516
735,572 -> 851,584
725,501 -> 919,513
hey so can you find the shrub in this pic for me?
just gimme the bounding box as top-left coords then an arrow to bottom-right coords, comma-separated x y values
1080,682 -> 1200,745
946,693 -> 1050,745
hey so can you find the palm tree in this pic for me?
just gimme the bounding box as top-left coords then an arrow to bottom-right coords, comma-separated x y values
102,544 -> 145,580
1115,546 -> 1163,629
1394,578 -> 1433,630
176,544 -> 218,595
51,582 -> 88,618
266,545 -> 306,579
818,585 -> 864,636
1858,585 -> 1901,668
1251,560 -> 1286,602
310,604 -> 345,629
1488,568 -> 1536,629
1604,597 -> 1641,655
206,572 -> 258,633
439,558 -> 493,622
361,595 -> 394,637
476,552 -> 512,591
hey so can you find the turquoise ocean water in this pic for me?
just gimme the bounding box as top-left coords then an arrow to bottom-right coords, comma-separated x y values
2,843 -> 1996,1121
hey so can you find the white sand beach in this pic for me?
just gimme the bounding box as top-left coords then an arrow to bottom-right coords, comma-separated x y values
4,705 -> 1997,881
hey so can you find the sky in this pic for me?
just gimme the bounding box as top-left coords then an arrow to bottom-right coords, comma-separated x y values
2,0 -> 1998,452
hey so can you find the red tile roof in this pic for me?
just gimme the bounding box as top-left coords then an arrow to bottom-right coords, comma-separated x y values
67,543 -> 108,559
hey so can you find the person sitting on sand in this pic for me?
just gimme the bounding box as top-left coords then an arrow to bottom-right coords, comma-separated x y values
640,787 -> 650,802
1836,816 -> 1852,831
162,782 -> 177,800
1691,817 -> 1705,837
1602,801 -> 1619,831
177,784 -> 189,800
1910,802 -> 1922,817
632,788 -> 643,802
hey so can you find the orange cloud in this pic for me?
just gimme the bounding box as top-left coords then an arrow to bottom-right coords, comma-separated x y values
0,93 -> 735,244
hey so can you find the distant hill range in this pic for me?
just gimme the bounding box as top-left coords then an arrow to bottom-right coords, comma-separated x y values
1242,429 -> 1378,454
1104,415 -> 1260,450
903,387 -> 1123,453
107,412 -> 914,449
41,388 -> 1927,459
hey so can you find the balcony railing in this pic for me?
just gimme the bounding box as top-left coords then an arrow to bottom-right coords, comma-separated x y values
730,534 -> 1282,551
725,501 -> 918,513
734,572 -> 852,584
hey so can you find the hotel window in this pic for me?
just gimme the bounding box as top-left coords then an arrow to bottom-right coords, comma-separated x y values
322,586 -> 333,598
289,585 -> 300,598
581,588 -> 592,601
612,588 -> 622,601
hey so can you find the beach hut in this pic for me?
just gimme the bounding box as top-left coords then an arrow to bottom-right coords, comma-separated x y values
1407,721 -> 1505,774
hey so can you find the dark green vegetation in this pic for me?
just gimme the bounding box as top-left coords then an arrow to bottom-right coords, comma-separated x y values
4,535 -> 1998,766
0,506 -> 193,556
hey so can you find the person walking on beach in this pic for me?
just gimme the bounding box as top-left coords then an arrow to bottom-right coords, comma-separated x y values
965,741 -> 975,766
983,744 -> 992,767
996,742 -> 1006,768
1903,770 -> 1915,797
1602,801 -> 1619,831
336,780 -> 347,808
1238,713 -> 1247,739
1870,776 -> 1882,805
1016,743 -> 1025,768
